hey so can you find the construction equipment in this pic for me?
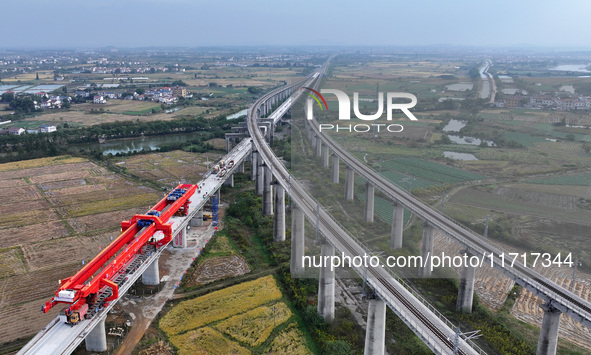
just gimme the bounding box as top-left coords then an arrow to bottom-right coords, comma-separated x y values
42,184 -> 198,326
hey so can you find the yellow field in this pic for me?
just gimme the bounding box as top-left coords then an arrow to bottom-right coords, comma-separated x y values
215,301 -> 292,346
0,156 -> 86,172
266,323 -> 312,355
169,327 -> 250,355
160,275 -> 282,335
67,192 -> 159,217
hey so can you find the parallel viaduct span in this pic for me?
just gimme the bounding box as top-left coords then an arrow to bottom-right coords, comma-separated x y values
18,139 -> 253,355
248,72 -> 483,354
303,72 -> 591,354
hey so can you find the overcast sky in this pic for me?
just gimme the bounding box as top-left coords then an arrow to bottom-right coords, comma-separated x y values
1,0 -> 590,49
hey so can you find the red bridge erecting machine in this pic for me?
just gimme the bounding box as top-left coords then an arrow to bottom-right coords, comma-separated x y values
41,184 -> 198,323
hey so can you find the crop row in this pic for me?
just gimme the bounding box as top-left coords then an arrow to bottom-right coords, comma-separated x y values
382,158 -> 486,183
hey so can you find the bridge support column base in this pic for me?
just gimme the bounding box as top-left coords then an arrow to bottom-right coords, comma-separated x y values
290,204 -> 305,275
142,256 -> 160,286
318,242 -> 335,322
456,254 -> 475,313
263,165 -> 273,216
419,224 -> 434,278
250,151 -> 257,181
364,298 -> 386,355
191,208 -> 203,227
224,173 -> 234,187
85,318 -> 107,352
345,167 -> 354,201
173,225 -> 187,248
273,185 -> 285,242
364,183 -> 375,223
331,155 -> 340,183
321,145 -> 329,168
316,139 -> 322,157
536,303 -> 561,355
390,204 -> 404,249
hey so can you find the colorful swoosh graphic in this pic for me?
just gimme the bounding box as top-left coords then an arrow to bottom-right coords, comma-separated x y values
301,87 -> 328,111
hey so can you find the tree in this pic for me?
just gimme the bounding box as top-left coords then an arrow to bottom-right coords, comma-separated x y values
171,80 -> 187,87
135,88 -> 145,95
35,73 -> 39,80
1,92 -> 14,103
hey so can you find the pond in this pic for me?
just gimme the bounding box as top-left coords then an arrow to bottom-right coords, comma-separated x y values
70,133 -> 200,155
448,135 -> 495,147
442,119 -> 467,132
443,151 -> 478,161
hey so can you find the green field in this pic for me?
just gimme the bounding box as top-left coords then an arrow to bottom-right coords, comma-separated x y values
503,132 -> 547,146
382,158 -> 486,184
527,172 -> 591,186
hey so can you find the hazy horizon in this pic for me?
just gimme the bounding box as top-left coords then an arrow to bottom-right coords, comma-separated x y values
1,0 -> 590,49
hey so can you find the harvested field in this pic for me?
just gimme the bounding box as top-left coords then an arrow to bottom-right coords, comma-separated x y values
0,156 -> 86,173
67,207 -> 146,234
0,247 -> 27,279
0,161 -> 95,181
0,221 -> 69,249
0,156 -> 160,346
115,150 -> 214,187
29,170 -> 91,184
191,254 -> 250,286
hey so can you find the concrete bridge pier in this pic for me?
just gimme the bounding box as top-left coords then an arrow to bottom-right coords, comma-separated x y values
317,241 -> 335,322
537,303 -> 562,355
364,182 -> 375,223
364,297 -> 386,355
142,256 -> 160,285
311,133 -> 317,150
236,162 -> 245,174
225,137 -> 231,152
345,167 -> 355,201
456,250 -> 476,313
321,145 -> 329,168
290,203 -> 305,275
251,150 -> 258,181
331,155 -> 340,183
172,225 -> 187,248
255,159 -> 264,196
390,203 -> 404,249
315,139 -> 322,157
191,208 -> 203,227
224,173 -> 234,187
273,184 -> 285,242
419,223 -> 434,277
85,318 -> 107,352
263,165 -> 273,216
